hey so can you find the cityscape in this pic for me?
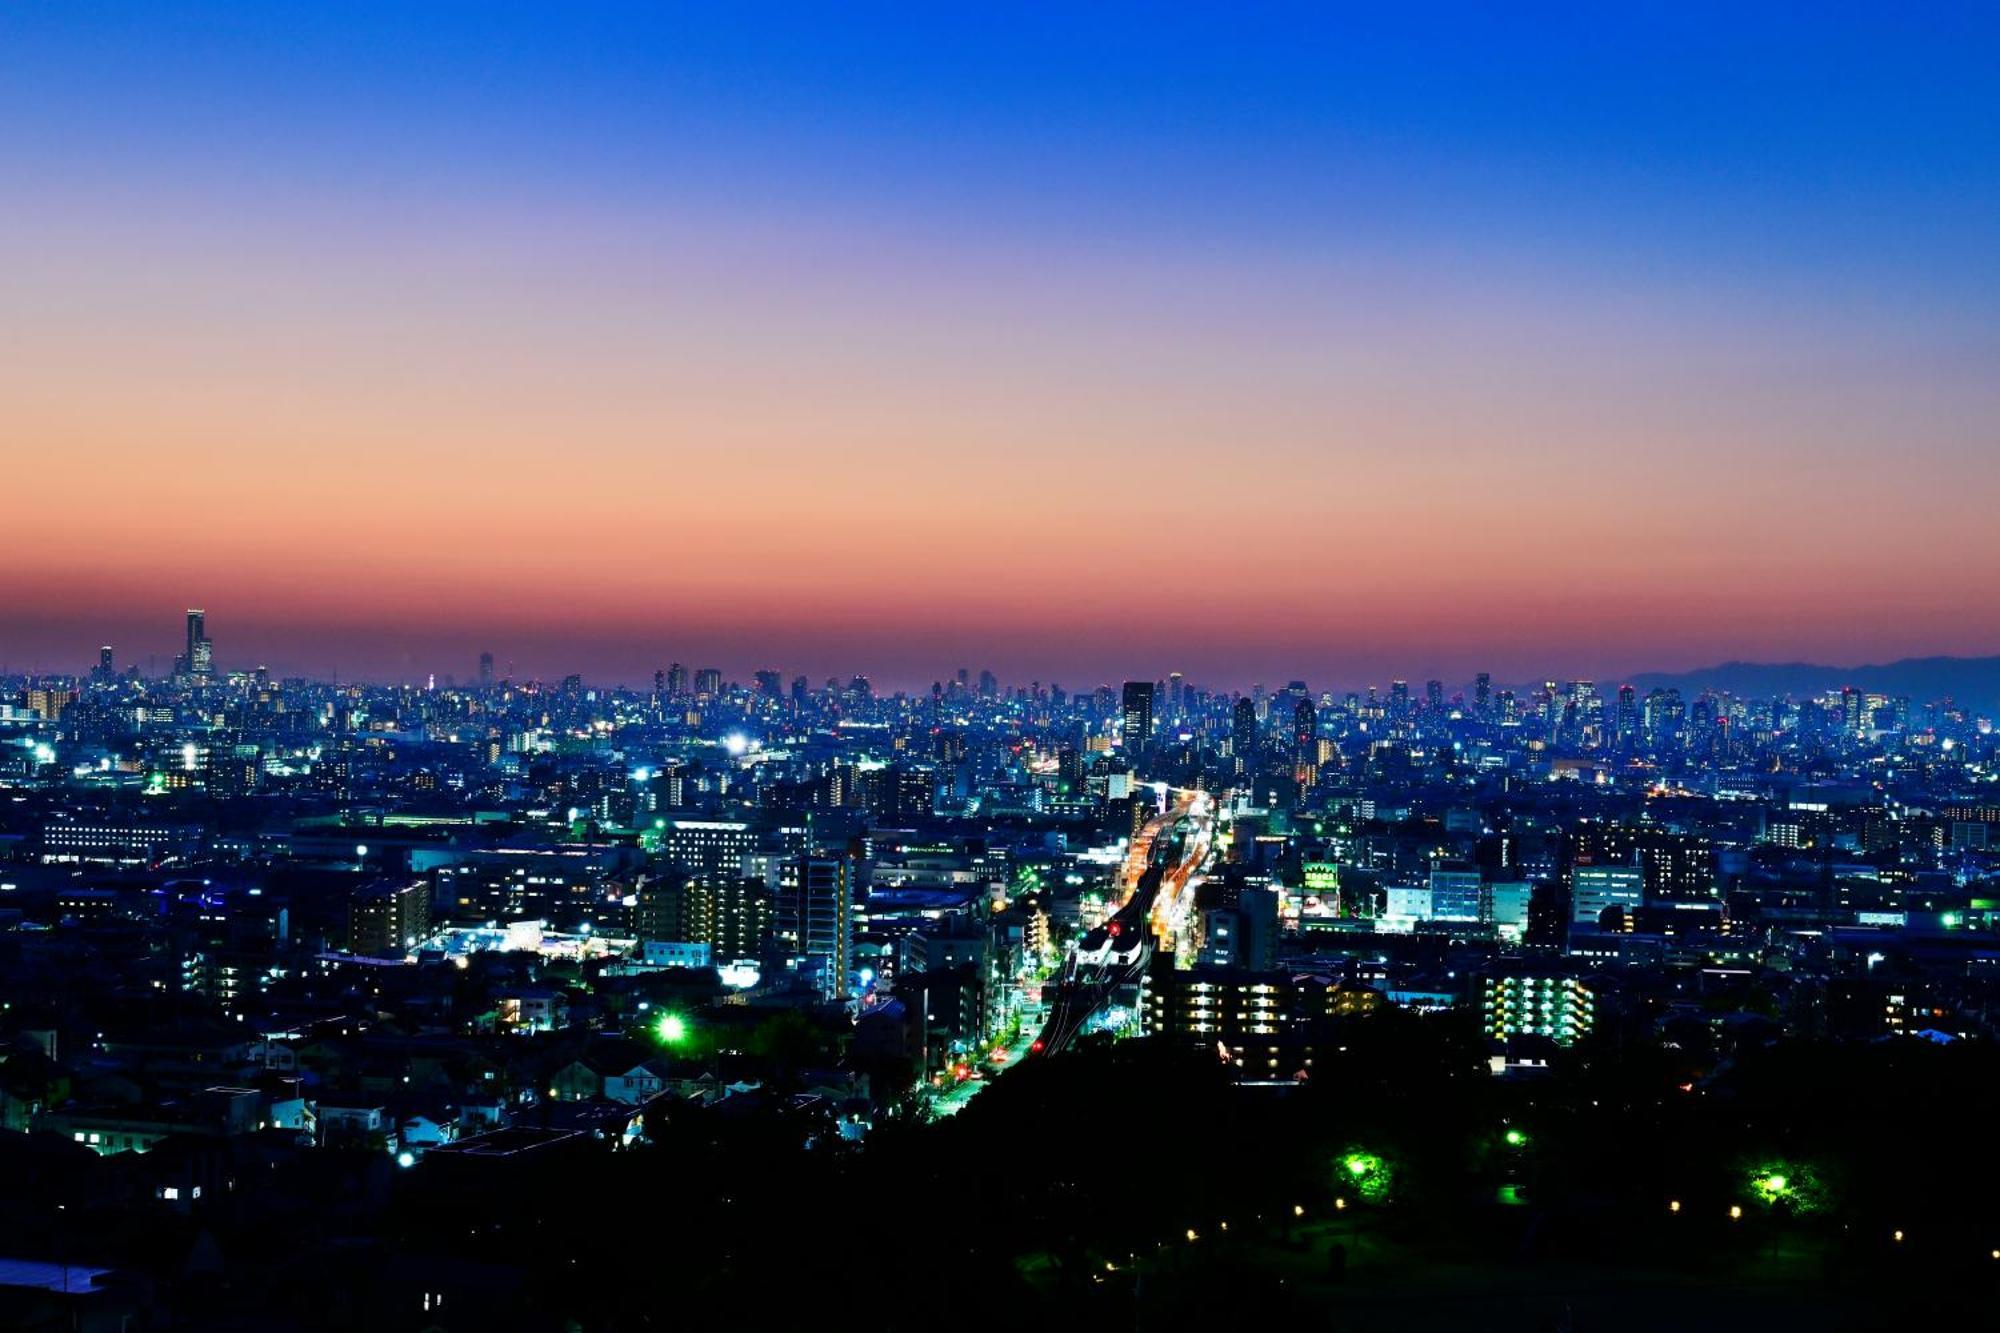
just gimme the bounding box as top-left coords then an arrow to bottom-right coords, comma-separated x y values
2,608 -> 1998,1326
8,4 -> 2000,1331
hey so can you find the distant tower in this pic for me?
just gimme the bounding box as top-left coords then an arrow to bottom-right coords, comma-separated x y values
96,645 -> 115,682
177,609 -> 212,683
1232,696 -> 1257,766
1121,681 -> 1155,756
479,651 -> 495,687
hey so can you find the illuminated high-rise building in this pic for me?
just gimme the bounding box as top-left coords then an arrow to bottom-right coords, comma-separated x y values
1231,696 -> 1257,766
1841,686 -> 1865,737
1120,680 -> 1155,756
776,855 -> 852,1000
174,608 -> 212,683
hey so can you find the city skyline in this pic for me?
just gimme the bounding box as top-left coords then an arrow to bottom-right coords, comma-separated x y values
7,8 -> 2000,1327
18,602 -> 2000,700
7,5 -> 2000,682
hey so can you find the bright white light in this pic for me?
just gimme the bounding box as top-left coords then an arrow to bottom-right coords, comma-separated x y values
722,733 -> 750,757
396,1150 -> 416,1168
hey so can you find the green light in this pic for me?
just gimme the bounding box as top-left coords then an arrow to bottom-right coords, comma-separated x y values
1751,1171 -> 1790,1203
1338,1150 -> 1393,1203
1504,1128 -> 1527,1147
1745,1161 -> 1827,1213
655,1013 -> 688,1045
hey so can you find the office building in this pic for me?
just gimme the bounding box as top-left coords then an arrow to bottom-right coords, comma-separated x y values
1120,680 -> 1155,756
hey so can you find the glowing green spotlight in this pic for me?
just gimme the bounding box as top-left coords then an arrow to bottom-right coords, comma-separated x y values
1751,1171 -> 1790,1203
1504,1128 -> 1527,1147
655,1013 -> 688,1045
1339,1150 -> 1393,1202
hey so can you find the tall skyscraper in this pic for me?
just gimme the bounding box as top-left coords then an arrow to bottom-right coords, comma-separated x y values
1120,680 -> 1155,756
479,651 -> 495,687
1475,672 -> 1492,713
95,645 -> 114,682
175,608 -> 212,683
1231,696 -> 1258,766
1292,695 -> 1317,757
1841,686 -> 1865,737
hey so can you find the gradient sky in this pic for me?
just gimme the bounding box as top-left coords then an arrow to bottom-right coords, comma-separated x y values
5,4 -> 1998,690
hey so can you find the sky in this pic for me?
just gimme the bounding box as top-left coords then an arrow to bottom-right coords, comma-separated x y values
4,3 -> 1998,691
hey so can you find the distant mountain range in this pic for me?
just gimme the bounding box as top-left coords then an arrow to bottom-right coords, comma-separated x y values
1621,656 -> 2000,715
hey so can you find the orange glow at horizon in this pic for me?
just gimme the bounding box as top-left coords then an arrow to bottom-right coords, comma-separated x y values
7,158 -> 1998,686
